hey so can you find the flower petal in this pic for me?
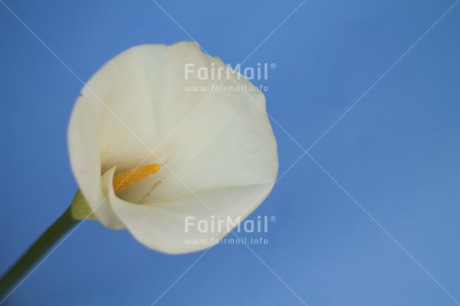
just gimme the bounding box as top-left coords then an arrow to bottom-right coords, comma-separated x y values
110,43 -> 278,205
103,167 -> 274,254
68,98 -> 124,228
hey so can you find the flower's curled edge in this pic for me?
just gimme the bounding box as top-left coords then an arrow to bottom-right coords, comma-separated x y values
68,41 -> 278,254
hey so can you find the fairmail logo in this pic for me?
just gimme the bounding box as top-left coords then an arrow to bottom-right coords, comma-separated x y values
184,215 -> 276,234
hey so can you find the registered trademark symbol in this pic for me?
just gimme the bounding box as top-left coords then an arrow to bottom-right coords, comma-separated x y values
270,63 -> 276,69
270,216 -> 276,222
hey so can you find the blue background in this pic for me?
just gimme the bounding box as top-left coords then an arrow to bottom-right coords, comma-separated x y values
1,0 -> 459,305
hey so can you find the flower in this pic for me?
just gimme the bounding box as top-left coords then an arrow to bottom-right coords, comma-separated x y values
68,41 -> 278,254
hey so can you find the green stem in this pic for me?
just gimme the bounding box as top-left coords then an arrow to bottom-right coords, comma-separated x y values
0,206 -> 80,301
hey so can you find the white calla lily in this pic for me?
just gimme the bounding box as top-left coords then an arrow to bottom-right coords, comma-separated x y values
68,41 -> 278,254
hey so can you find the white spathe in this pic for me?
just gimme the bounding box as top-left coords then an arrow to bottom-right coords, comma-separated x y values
68,41 -> 278,254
